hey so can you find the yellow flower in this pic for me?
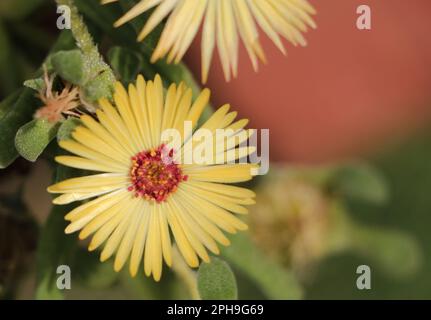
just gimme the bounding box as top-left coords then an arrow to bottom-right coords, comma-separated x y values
102,0 -> 316,83
249,167 -> 329,272
48,74 -> 257,281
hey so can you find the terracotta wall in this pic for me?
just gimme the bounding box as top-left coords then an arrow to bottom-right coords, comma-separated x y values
185,0 -> 431,163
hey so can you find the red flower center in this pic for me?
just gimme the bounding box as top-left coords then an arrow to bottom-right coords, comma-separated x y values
128,145 -> 187,202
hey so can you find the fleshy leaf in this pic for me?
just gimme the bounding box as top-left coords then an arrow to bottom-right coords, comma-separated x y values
57,117 -> 81,142
0,88 -> 39,168
0,90 -> 21,121
23,78 -> 45,92
36,203 -> 76,299
221,233 -> 303,300
51,50 -> 85,85
108,47 -> 142,83
36,161 -> 105,299
83,70 -> 114,102
15,119 -> 60,162
23,31 -> 76,98
329,163 -> 389,205
197,257 -> 238,300
351,224 -> 423,278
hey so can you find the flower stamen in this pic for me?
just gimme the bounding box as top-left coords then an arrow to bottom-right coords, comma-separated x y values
128,145 -> 187,202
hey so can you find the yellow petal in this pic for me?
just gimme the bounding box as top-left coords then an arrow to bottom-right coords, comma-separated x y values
166,200 -> 199,268
65,190 -> 130,233
185,180 -> 255,199
115,0 -> 163,28
170,198 -> 210,262
114,201 -> 142,272
129,201 -> 151,277
184,164 -> 257,183
100,199 -> 140,263
48,173 -> 128,194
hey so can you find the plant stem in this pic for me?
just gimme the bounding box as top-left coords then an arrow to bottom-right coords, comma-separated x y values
171,246 -> 201,300
55,0 -> 115,85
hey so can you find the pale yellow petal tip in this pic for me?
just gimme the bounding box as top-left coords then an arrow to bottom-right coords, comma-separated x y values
113,19 -> 124,28
88,243 -> 97,252
153,272 -> 162,282
136,74 -> 145,84
308,5 -> 318,15
219,104 -> 231,113
100,252 -> 110,263
154,74 -> 162,83
137,28 -> 151,42
144,263 -> 151,277
239,224 -> 249,231
150,53 -> 159,64
201,255 -> 211,264
101,0 -> 117,5
64,225 -> 76,235
114,262 -> 124,273
201,75 -> 208,85
130,269 -> 138,278
222,239 -> 231,247
181,255 -> 200,269
64,212 -> 74,221
78,231 -> 88,241
52,196 -> 66,205
211,247 -> 220,256
202,87 -> 211,97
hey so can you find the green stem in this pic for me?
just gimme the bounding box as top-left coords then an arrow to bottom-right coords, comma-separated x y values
171,246 -> 201,300
55,0 -> 115,86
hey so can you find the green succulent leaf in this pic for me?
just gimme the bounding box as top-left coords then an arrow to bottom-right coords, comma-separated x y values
36,201 -> 77,300
51,50 -> 85,85
49,30 -> 76,54
36,161 -> 109,299
23,31 -> 76,95
108,46 -> 142,83
15,119 -> 60,162
197,257 -> 238,300
23,78 -> 45,92
83,70 -> 114,102
0,19 -> 21,96
57,117 -> 81,142
351,224 -> 423,279
0,89 -> 22,121
2,31 -> 77,168
221,233 -> 303,300
0,88 -> 39,168
329,163 -> 389,205
56,0 -> 116,101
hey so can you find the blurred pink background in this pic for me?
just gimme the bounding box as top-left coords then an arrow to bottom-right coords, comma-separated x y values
185,0 -> 431,163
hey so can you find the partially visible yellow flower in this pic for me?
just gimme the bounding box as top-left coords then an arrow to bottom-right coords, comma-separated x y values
249,167 -> 329,272
102,0 -> 316,83
48,74 -> 257,281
